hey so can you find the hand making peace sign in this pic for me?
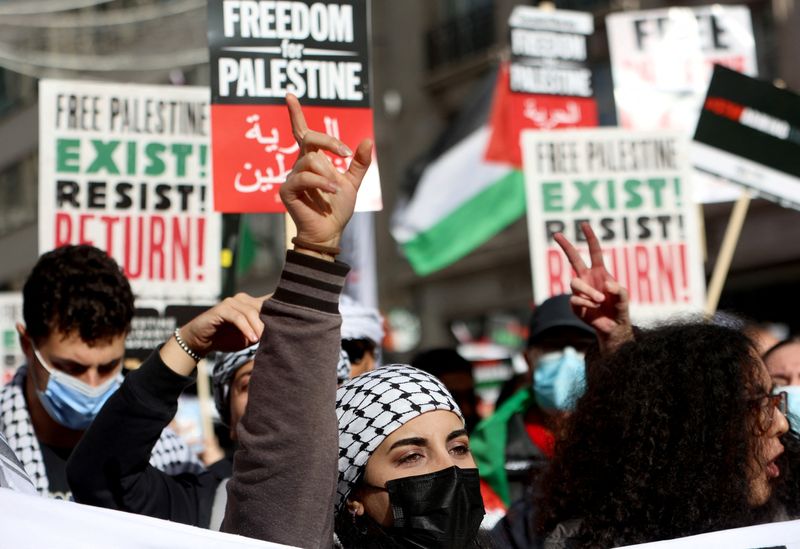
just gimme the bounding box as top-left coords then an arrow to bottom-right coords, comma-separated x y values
280,94 -> 372,251
554,222 -> 634,353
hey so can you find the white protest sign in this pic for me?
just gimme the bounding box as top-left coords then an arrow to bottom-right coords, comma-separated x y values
0,488 -> 296,549
521,128 -> 706,323
621,517 -> 800,548
607,5 -> 756,133
38,80 -> 221,303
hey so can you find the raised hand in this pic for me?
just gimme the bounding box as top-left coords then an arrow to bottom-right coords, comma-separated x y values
161,293 -> 268,376
281,94 -> 372,251
553,222 -> 633,353
179,293 -> 267,355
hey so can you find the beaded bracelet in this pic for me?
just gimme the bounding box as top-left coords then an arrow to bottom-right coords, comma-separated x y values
173,327 -> 202,362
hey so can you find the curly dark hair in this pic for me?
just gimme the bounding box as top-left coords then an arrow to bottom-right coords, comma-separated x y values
23,245 -> 134,345
537,321 -> 783,547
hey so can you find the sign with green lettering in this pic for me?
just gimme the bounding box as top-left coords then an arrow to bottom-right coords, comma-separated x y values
521,128 -> 706,320
38,79 -> 221,302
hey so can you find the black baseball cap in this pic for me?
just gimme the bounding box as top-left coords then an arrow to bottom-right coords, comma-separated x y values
527,294 -> 594,347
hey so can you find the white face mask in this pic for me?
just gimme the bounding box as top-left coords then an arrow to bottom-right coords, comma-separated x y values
32,347 -> 122,430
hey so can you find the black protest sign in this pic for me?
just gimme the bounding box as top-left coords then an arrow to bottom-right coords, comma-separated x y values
208,0 -> 370,107
125,304 -> 211,363
508,7 -> 594,97
693,65 -> 800,209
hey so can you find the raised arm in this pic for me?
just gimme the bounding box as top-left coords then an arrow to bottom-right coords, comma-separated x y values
553,222 -> 633,355
221,94 -> 371,547
67,293 -> 265,527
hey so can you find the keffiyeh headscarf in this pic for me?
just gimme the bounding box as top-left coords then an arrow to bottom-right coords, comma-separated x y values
335,365 -> 462,512
336,348 -> 352,384
212,343 -> 259,425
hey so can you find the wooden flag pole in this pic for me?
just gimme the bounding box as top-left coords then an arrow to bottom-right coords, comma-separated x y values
704,190 -> 752,317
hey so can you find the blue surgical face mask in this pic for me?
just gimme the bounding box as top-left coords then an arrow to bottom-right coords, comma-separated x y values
533,346 -> 586,411
32,347 -> 122,431
778,386 -> 800,433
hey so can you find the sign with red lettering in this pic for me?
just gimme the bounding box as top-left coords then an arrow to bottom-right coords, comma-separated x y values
521,128 -> 706,321
207,0 -> 381,213
607,5 -> 756,133
486,7 -> 598,168
38,79 -> 221,303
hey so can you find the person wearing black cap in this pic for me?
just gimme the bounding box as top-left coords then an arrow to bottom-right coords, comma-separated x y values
469,294 -> 595,528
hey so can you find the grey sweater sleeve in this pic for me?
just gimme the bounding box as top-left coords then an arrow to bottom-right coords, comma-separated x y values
222,250 -> 348,548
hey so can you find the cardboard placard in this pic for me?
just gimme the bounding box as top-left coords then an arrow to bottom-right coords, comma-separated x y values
521,128 -> 706,322
208,0 -> 381,213
38,80 -> 222,303
693,65 -> 800,210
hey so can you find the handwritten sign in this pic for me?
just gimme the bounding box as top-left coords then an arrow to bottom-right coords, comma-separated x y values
607,5 -> 756,132
521,128 -> 706,322
208,0 -> 381,213
38,79 -> 221,303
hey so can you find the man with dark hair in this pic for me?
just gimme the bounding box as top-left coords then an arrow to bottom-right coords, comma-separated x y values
1,244 -> 199,499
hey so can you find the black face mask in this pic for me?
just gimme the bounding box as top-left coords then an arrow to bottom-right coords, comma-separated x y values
377,466 -> 485,549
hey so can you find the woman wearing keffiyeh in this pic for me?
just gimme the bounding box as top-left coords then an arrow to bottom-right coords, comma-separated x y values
220,95 -> 486,549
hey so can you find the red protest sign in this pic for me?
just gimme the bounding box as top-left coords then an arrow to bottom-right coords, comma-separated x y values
486,63 -> 598,168
211,104 -> 373,213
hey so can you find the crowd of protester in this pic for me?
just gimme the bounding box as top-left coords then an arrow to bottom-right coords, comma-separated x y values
2,94 -> 799,549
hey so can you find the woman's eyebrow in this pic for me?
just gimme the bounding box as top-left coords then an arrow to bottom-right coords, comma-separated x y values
447,429 -> 468,442
388,437 -> 427,451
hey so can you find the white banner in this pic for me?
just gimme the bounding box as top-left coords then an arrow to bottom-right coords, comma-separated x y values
622,517 -> 800,548
521,128 -> 706,322
38,80 -> 222,303
0,488 -> 295,549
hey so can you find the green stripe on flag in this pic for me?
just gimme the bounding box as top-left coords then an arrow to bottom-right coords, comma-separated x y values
402,170 -> 526,276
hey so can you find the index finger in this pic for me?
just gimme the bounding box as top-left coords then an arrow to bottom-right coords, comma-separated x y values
580,222 -> 606,270
286,93 -> 308,145
554,232 -> 588,273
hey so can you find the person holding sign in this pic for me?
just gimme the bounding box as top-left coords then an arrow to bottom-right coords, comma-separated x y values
528,223 -> 798,547
221,96 -> 485,548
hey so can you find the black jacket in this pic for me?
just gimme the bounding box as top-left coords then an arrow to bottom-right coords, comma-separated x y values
66,351 -> 230,528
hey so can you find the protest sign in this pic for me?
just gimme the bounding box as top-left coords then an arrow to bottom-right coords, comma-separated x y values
486,6 -> 597,167
126,303 -> 213,364
521,128 -> 706,322
208,0 -> 381,213
0,293 -> 24,385
607,5 -> 756,133
693,65 -> 800,210
38,80 -> 221,303
0,488 -> 296,549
